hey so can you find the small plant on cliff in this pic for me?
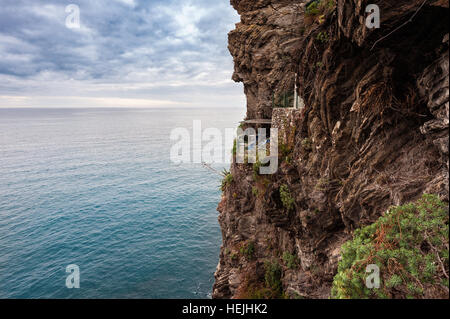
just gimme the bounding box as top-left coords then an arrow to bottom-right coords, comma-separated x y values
305,0 -> 320,15
280,184 -> 295,212
220,169 -> 233,192
239,259 -> 286,299
305,0 -> 335,17
240,241 -> 256,260
264,260 -> 283,297
252,186 -> 260,197
331,194 -> 449,299
279,143 -> 292,158
282,251 -> 299,270
316,31 -> 329,43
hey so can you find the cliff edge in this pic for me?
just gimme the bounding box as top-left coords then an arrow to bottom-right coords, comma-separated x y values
213,0 -> 449,299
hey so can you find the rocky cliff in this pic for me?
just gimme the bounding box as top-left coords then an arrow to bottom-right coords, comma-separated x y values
213,0 -> 449,299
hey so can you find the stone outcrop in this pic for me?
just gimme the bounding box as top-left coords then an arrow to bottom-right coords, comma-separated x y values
213,0 -> 449,299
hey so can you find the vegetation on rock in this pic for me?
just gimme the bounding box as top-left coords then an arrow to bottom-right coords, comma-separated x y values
331,194 -> 449,299
214,0 -> 449,300
240,241 -> 255,260
264,260 -> 283,298
220,169 -> 233,192
305,0 -> 335,22
279,184 -> 295,212
282,251 -> 299,270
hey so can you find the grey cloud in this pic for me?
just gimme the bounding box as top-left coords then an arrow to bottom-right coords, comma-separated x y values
0,0 -> 244,107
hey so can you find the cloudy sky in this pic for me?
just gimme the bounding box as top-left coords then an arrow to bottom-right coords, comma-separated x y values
0,0 -> 245,108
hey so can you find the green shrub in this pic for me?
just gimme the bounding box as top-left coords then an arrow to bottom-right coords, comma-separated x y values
264,260 -> 283,297
252,186 -> 259,197
316,31 -> 329,43
279,143 -> 292,158
282,251 -> 298,269
280,184 -> 295,212
386,274 -> 402,289
305,0 -> 320,15
279,143 -> 293,164
240,259 -> 286,299
240,241 -> 256,260
331,194 -> 449,299
221,169 -> 233,191
306,0 -> 335,16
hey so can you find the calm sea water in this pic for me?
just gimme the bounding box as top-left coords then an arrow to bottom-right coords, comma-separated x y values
0,107 -> 244,299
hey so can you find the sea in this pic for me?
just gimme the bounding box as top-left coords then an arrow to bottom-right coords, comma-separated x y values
0,107 -> 244,298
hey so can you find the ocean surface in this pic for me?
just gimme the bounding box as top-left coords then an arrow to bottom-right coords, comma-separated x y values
0,107 -> 244,299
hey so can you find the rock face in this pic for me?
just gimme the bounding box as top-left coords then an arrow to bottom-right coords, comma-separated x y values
213,0 -> 449,299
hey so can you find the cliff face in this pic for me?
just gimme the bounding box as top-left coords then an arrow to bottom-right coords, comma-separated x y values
213,0 -> 449,299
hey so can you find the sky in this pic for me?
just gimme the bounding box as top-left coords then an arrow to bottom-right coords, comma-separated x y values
0,0 -> 245,108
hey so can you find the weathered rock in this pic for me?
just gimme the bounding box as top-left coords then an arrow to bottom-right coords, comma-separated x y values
213,0 -> 449,299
